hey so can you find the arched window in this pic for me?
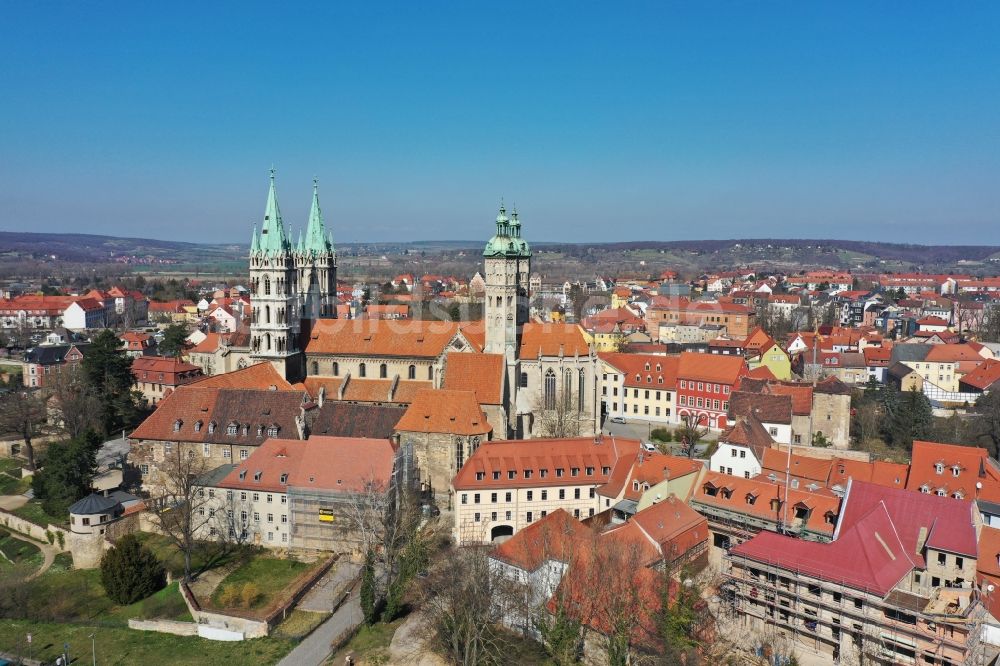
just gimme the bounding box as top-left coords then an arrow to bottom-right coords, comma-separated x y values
332,362 -> 339,376
311,361 -> 319,376
579,368 -> 586,412
544,370 -> 556,410
208,422 -> 216,434
564,369 -> 573,408
408,365 -> 416,380
265,333 -> 272,350
264,276 -> 271,295
428,366 -> 434,381
380,363 -> 388,379
359,363 -> 366,378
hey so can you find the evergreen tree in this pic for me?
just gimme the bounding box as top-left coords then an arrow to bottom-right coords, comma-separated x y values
31,431 -> 102,516
100,534 -> 166,605
157,323 -> 190,358
881,387 -> 932,450
81,329 -> 139,435
360,548 -> 379,625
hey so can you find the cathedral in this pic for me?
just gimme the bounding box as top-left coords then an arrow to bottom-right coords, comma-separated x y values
247,172 -> 599,440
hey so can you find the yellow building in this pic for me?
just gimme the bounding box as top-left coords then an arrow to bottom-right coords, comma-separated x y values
747,341 -> 792,380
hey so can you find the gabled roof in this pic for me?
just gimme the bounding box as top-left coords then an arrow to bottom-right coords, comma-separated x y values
599,353 -> 679,390
840,479 -> 979,563
491,509 -> 590,571
720,415 -> 775,461
827,458 -> 908,491
442,352 -> 505,405
729,392 -> 792,425
620,451 -> 703,501
961,359 -> 1000,391
905,440 -> 1000,502
309,402 -> 404,439
518,323 -> 590,358
676,352 -> 747,384
305,319 -> 482,358
190,362 -> 294,391
760,448 -> 833,484
395,389 -> 492,436
731,500 -> 914,596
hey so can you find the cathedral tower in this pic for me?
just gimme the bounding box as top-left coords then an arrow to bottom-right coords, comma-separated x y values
295,178 -> 338,320
483,203 -> 531,359
249,170 -> 303,380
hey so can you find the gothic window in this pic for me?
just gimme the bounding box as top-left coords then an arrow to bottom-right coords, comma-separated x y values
265,305 -> 270,323
265,333 -> 272,350
264,276 -> 271,295
579,368 -> 586,412
380,363 -> 388,379
455,438 -> 465,471
544,370 -> 556,410
428,366 -> 434,381
359,363 -> 366,378
332,362 -> 339,376
408,365 -> 416,380
564,369 -> 573,408
311,361 -> 319,376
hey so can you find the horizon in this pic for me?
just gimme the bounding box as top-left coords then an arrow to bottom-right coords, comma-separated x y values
2,3 -> 999,245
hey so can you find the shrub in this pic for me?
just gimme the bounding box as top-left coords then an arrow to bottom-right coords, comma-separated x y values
239,582 -> 261,609
650,428 -> 672,442
45,530 -> 54,545
217,584 -> 240,608
100,534 -> 166,605
56,531 -> 64,550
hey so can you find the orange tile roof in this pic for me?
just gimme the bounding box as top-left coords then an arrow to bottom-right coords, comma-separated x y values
395,389 -> 492,436
961,359 -> 1000,391
300,376 -> 431,404
305,319 -> 481,358
491,509 -> 590,570
216,435 -> 396,494
442,352 -> 505,405
827,458 -> 908,491
599,353 -> 679,390
190,362 -> 294,391
691,471 -> 840,535
760,448 -> 833,485
454,436 -> 640,491
518,323 -> 590,358
620,451 -> 703,501
626,495 -> 709,563
132,356 -> 201,375
905,440 -> 1000,498
189,332 -> 222,354
676,351 -> 747,384
924,343 -> 987,364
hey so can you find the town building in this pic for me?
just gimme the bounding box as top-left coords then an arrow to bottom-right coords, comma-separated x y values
675,352 -> 748,431
130,356 -> 204,405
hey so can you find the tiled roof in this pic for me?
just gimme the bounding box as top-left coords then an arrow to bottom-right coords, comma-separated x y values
442,352 -> 505,405
304,319 -> 481,358
627,495 -> 708,563
924,343 -> 987,364
760,448 -> 833,485
720,416 -> 774,461
301,376 -> 431,404
491,509 -> 590,570
676,352 -> 747,384
518,323 -> 590,358
599,353 -> 679,390
620,451 -> 703,501
130,386 -> 307,443
190,363 -> 294,391
961,359 -> 1000,391
395,389 -> 492,436
729,392 -> 792,425
905,440 -> 1000,500
189,333 -> 222,354
454,436 -> 640,491
132,356 -> 201,375
308,402 -> 405,439
827,458 -> 908,492
691,471 -> 840,536
215,435 -> 395,494
746,366 -> 778,381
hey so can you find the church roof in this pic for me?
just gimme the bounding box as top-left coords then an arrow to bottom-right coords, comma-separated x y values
255,169 -> 291,256
302,178 -> 334,255
483,203 -> 531,258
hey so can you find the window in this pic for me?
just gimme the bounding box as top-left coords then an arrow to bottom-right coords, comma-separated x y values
571,467 -> 579,477
508,470 -> 516,480
202,442 -> 211,457
524,469 -> 533,479
474,493 -> 480,504
935,462 -> 944,475
140,463 -> 149,475
519,372 -> 528,388
540,469 -> 548,478
937,552 -> 946,566
541,490 -> 548,500
526,490 -> 533,501
461,493 -> 467,505
455,440 -> 464,471
358,363 -> 366,378
379,363 -> 387,379
173,419 -> 182,432
493,471 -> 500,480
491,511 -> 497,521
491,492 -> 497,503
474,512 -> 481,522
526,511 -> 533,523
544,370 -> 556,410
408,365 -> 416,379
556,468 -> 564,477
332,362 -> 339,376
240,449 -> 249,460
956,556 -> 964,569
574,488 -> 580,499
586,466 -> 594,475
559,489 -> 565,499
505,492 -> 511,501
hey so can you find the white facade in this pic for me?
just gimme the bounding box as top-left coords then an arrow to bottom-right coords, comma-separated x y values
709,442 -> 763,479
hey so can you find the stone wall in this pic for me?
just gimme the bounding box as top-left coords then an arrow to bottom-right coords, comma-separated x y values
811,392 -> 851,449
0,509 -> 69,551
128,619 -> 199,636
400,430 -> 484,499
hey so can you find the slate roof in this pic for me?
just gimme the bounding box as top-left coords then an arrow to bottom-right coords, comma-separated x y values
729,392 -> 792,425
68,493 -> 120,515
309,402 -> 405,440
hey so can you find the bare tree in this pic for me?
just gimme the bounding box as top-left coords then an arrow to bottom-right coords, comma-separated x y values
147,446 -> 214,582
46,364 -> 101,439
0,388 -> 48,470
676,412 -> 708,458
533,384 -> 588,439
422,545 -> 516,666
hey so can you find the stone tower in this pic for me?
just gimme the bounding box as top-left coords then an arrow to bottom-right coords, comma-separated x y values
249,170 -> 303,381
295,178 -> 338,320
483,203 -> 531,359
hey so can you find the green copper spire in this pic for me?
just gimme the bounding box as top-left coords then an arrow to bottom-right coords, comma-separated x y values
483,200 -> 531,258
250,224 -> 259,254
304,177 -> 333,255
258,168 -> 290,255
296,228 -> 304,254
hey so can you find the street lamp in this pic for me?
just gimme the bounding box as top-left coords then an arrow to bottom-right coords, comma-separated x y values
89,632 -> 96,665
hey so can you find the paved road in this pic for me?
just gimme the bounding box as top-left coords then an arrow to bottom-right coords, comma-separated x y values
277,563 -> 362,666
298,561 -> 359,612
4,530 -> 56,580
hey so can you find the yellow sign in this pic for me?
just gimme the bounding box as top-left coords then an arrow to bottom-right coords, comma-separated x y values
318,508 -> 335,523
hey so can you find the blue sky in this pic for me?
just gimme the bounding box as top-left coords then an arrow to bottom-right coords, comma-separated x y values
2,3 -> 998,245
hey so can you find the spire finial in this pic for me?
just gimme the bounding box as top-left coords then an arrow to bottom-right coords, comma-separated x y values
269,165 -> 276,181
313,175 -> 318,191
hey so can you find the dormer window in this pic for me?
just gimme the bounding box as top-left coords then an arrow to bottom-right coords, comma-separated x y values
720,488 -> 732,499
952,465 -> 961,477
953,491 -> 964,500
209,422 -> 217,434
935,463 -> 944,475
194,421 -> 203,432
253,471 -> 262,482
644,363 -> 650,371
937,489 -> 947,497
655,364 -> 661,372
658,377 -> 664,384
746,493 -> 756,505
476,472 -> 485,481
227,423 -> 238,435
920,484 -> 930,494
825,511 -> 837,525
241,425 -> 249,436
279,473 -> 288,484
239,470 -> 247,480
770,498 -> 781,511
173,419 -> 183,432
267,426 -> 278,437
635,374 -> 640,382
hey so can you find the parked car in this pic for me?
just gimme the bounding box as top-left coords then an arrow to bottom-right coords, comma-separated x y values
641,441 -> 657,453
610,416 -> 626,424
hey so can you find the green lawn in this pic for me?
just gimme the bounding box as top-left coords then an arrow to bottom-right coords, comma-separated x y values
210,557 -> 314,611
133,532 -> 253,579
0,458 -> 30,495
20,568 -> 190,625
0,528 -> 43,569
11,500 -> 66,528
0,619 -> 295,666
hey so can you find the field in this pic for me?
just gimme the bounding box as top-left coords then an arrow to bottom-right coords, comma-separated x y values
0,459 -> 30,496
209,557 -> 315,612
11,500 -> 66,528
133,532 -> 251,579
0,529 -> 42,570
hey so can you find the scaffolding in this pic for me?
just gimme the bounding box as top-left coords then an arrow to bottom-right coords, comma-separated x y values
722,548 -> 986,665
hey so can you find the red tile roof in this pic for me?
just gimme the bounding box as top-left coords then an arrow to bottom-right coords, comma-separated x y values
604,495 -> 708,566
305,319 -> 482,358
961,359 -> 1000,391
599,353 -> 679,390
395,389 -> 492,436
676,352 -> 747,385
619,451 -> 703,501
518,323 -> 590,358
905,440 -> 1000,500
491,509 -> 590,570
453,436 -> 640,491
826,458 -> 908,491
442,352 -> 505,405
190,362 -> 294,391
760,448 -> 833,485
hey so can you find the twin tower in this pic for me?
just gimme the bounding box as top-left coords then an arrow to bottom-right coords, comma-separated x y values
248,170 -> 336,379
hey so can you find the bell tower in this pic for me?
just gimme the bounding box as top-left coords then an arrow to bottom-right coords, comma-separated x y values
249,169 -> 303,381
483,203 -> 531,360
295,178 -> 338,321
